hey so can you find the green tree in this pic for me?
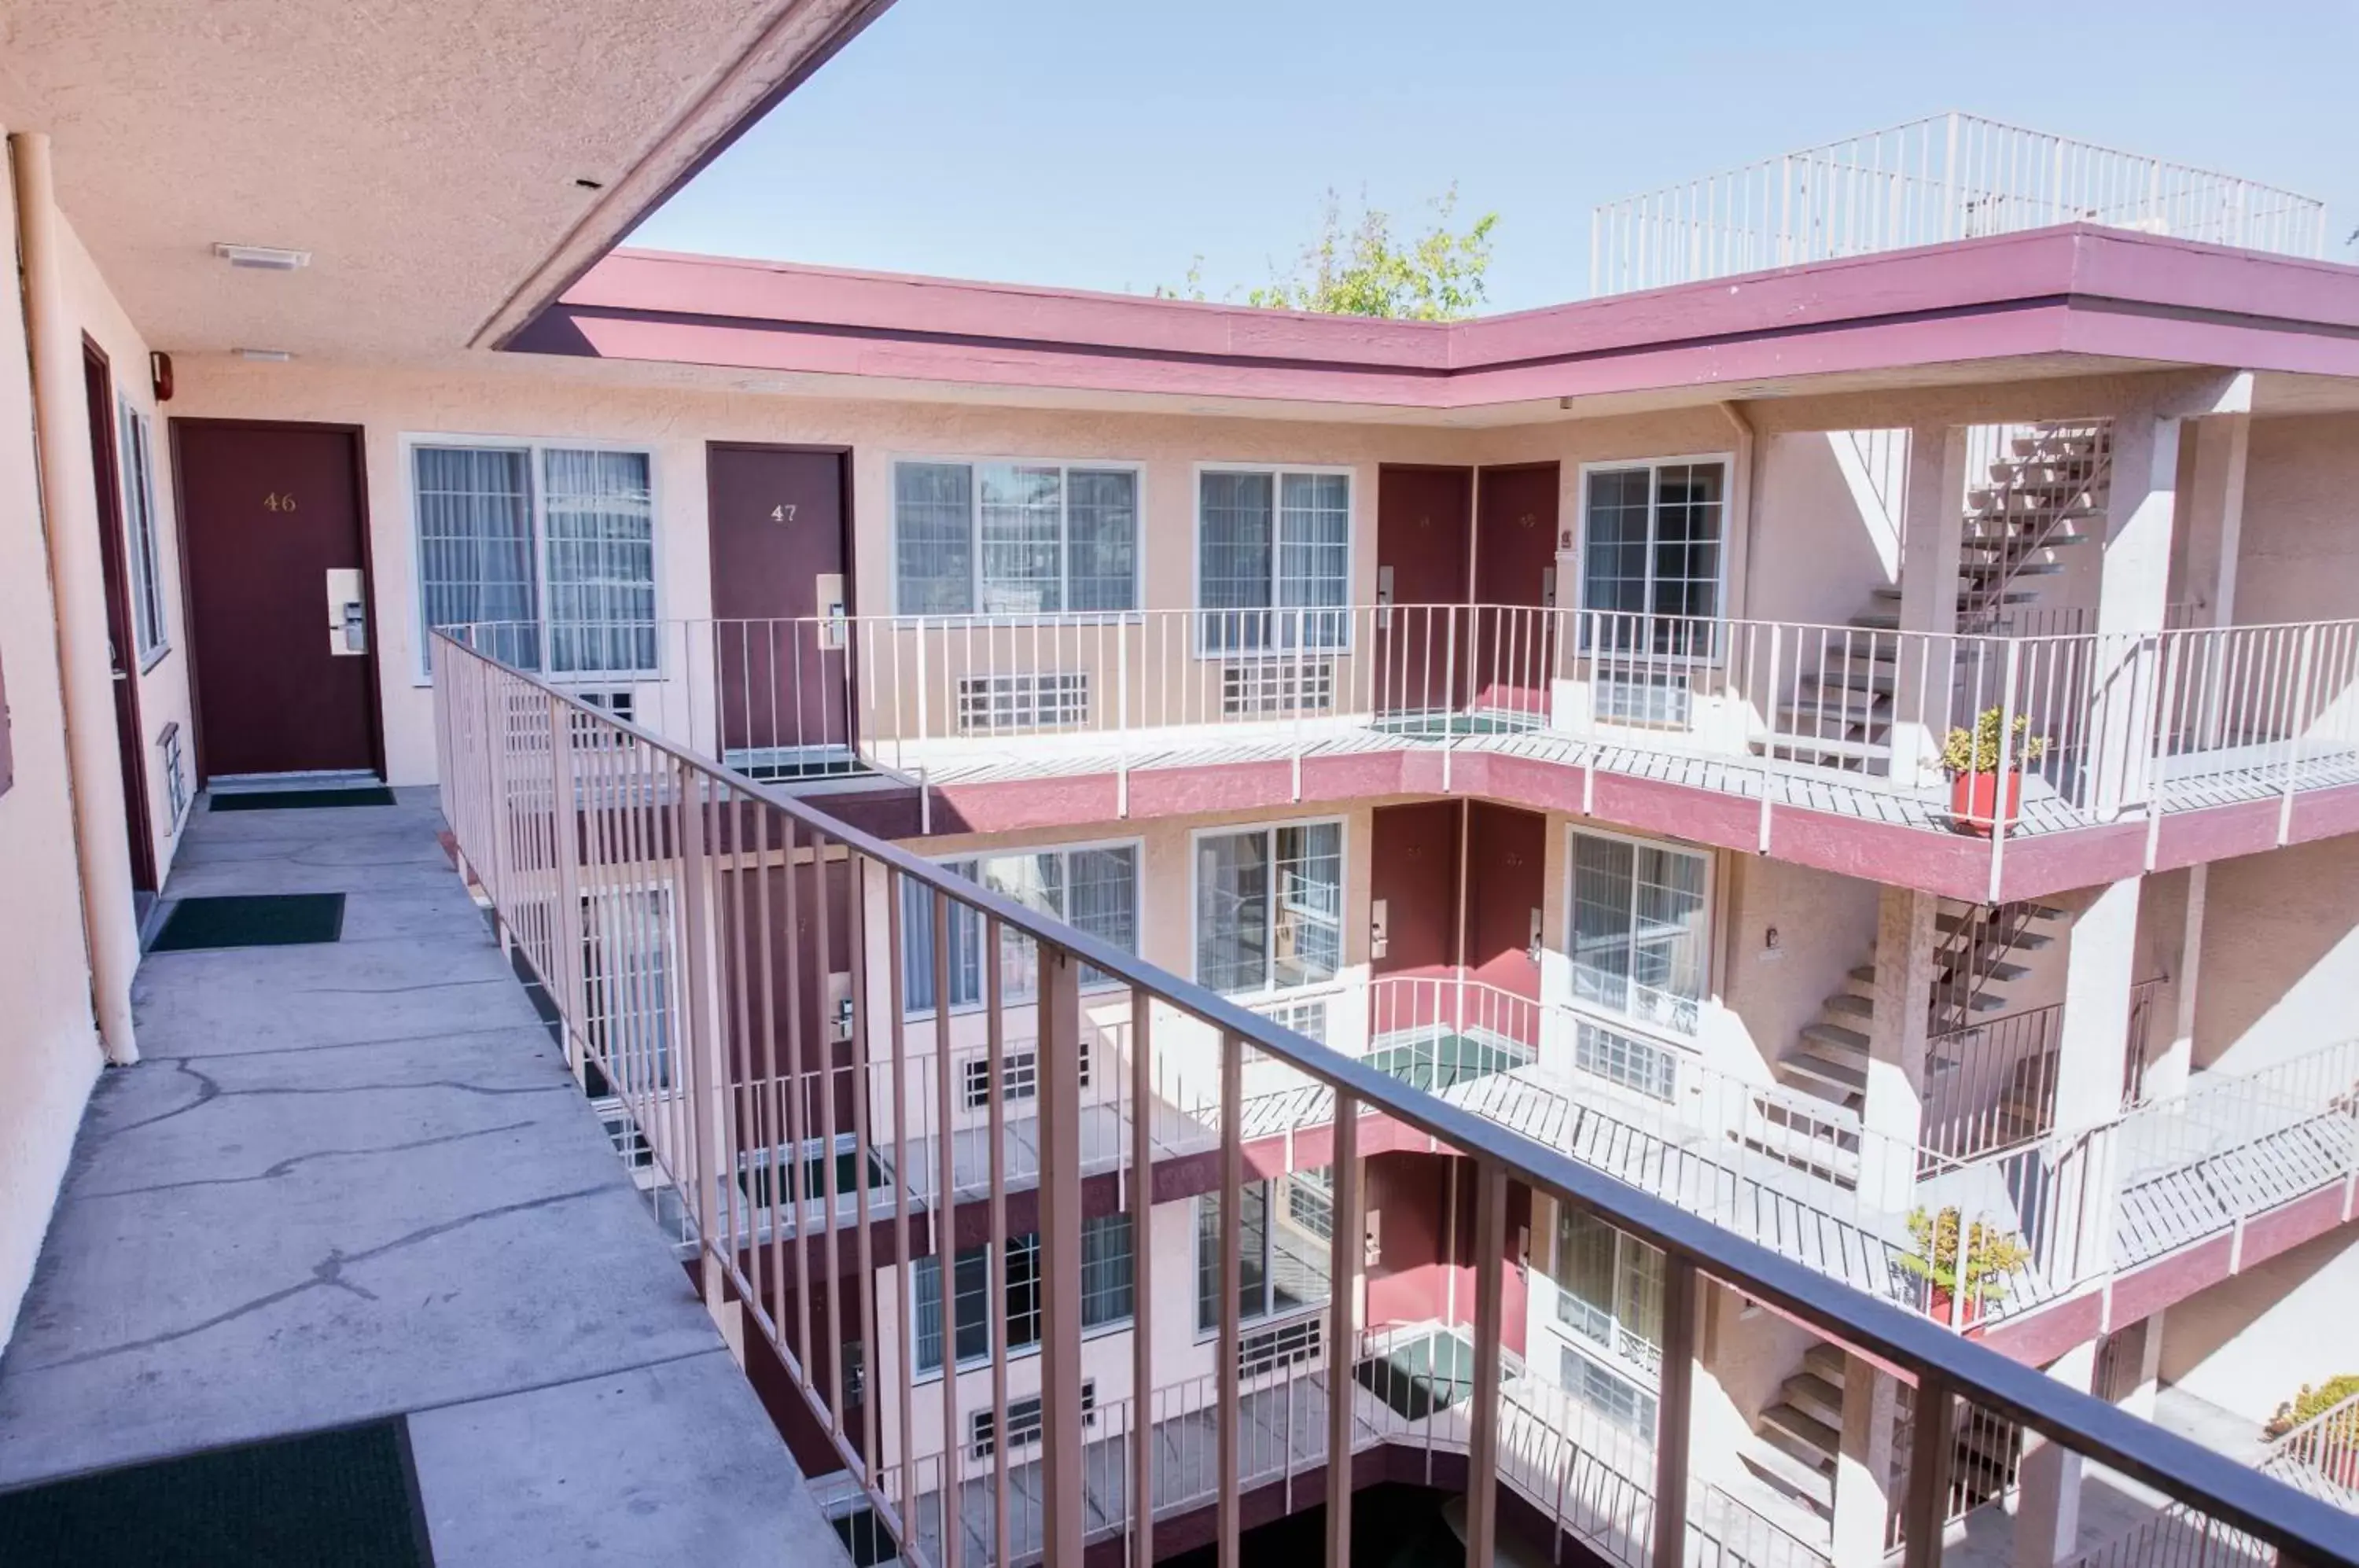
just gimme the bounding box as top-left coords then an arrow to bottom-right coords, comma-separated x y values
1164,186 -> 1500,320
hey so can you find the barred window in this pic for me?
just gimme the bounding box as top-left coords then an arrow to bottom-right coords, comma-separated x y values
893,459 -> 1139,615
901,844 -> 1139,1015
1198,468 -> 1349,653
1195,823 -> 1341,997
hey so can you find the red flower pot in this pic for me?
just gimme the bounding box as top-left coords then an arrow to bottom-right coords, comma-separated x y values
1949,767 -> 2023,837
1927,1286 -> 1985,1328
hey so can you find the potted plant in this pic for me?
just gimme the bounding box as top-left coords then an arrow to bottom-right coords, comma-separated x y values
1900,1206 -> 2030,1327
2265,1375 -> 2359,1488
1942,709 -> 2050,837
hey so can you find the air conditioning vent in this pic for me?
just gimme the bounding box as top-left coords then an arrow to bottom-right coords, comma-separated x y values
971,1381 -> 1096,1459
1595,672 -> 1689,727
1223,661 -> 1333,717
958,672 -> 1087,734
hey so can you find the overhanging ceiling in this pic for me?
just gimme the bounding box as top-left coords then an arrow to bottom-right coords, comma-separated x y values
0,0 -> 892,360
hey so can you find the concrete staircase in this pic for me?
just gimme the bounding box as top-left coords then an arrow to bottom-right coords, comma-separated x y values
1752,900 -> 2063,1183
1740,1342 -> 1851,1537
1772,421 -> 2112,772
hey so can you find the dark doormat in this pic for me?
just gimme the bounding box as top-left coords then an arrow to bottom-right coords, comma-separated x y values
0,1417 -> 436,1566
212,786 -> 398,811
152,893 -> 346,952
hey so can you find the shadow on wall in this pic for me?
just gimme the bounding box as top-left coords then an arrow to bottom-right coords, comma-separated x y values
2158,1224 -> 2359,1425
2194,835 -> 2359,1073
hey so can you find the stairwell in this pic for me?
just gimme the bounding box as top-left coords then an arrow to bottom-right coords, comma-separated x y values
1771,420 -> 2113,772
1739,1341 -> 1850,1540
1749,901 -> 2064,1184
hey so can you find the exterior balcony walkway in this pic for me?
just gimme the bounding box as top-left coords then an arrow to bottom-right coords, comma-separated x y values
0,789 -> 843,1564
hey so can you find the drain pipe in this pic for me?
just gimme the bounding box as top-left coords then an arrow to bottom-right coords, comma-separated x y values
10,131 -> 138,1065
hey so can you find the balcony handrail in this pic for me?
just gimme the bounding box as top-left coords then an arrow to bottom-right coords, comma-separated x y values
432,624 -> 2359,1568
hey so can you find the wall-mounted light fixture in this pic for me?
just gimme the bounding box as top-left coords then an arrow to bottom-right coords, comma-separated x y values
212,243 -> 310,271
234,348 -> 293,363
149,351 -> 173,402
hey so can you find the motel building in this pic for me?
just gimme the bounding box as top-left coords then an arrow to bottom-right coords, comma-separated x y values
4,9 -> 2359,1568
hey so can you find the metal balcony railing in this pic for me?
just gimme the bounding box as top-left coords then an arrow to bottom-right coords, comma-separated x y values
1587,111 -> 2328,297
431,625 -> 2359,1568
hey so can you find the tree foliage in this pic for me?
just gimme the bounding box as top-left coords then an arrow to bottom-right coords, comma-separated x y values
1162,186 -> 1500,321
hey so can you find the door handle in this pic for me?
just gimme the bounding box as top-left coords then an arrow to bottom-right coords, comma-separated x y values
326,568 -> 366,655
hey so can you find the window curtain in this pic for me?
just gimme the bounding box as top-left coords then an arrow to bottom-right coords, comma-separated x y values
977,463 -> 1063,614
415,447 -> 536,668
1276,472 -> 1349,648
1065,469 -> 1139,612
1272,823 -> 1341,988
1195,830 -> 1270,992
542,448 -> 655,675
116,403 -> 167,657
896,462 -> 974,614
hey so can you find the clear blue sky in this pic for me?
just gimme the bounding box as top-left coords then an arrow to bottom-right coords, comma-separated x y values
633,0 -> 2357,314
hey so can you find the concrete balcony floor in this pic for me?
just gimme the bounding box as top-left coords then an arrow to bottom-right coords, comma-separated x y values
0,788 -> 843,1566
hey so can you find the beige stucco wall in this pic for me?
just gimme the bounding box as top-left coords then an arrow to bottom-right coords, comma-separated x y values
2159,1224 -> 2359,1426
2233,414 -> 2359,627
0,165 -> 105,1347
2193,835 -> 2359,1074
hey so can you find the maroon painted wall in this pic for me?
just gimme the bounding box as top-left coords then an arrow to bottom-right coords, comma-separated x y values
1364,1151 -> 1532,1358
1466,801 -> 1546,999
1369,801 -> 1461,981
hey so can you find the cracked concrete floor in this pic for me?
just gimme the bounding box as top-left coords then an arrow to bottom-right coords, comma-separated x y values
0,787 -> 845,1566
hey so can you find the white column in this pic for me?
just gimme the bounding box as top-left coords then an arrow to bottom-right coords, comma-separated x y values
1862,886 -> 1936,1212
9,131 -> 138,1063
1833,1355 -> 1900,1566
2013,1339 -> 2099,1567
1891,425 -> 1967,787
2179,414 -> 2250,628
2057,880 -> 2140,1132
2122,1310 -> 2166,1423
2145,866 -> 2203,1103
2092,414 -> 2182,818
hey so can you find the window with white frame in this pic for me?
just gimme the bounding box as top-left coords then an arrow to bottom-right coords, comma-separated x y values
1579,459 -> 1727,660
893,460 -> 1139,616
1196,1172 -> 1333,1334
582,887 -> 672,1094
914,1213 -> 1132,1375
900,844 -> 1139,1015
1198,468 -> 1349,652
1566,830 -> 1707,1037
412,442 -> 657,675
116,399 -> 168,664
1195,823 -> 1341,996
1551,1206 -> 1664,1441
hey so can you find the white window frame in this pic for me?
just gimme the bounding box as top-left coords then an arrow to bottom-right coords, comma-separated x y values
912,1212 -> 1134,1381
1191,461 -> 1356,657
1187,816 -> 1348,1002
115,396 -> 170,668
1546,1205 -> 1665,1440
1561,826 -> 1713,1047
1573,453 -> 1735,668
400,432 -> 664,685
888,455 -> 1145,620
1193,1172 -> 1335,1342
899,834 -> 1145,1019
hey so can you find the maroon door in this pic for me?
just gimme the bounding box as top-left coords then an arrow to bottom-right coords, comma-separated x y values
173,421 -> 379,781
1465,802 -> 1546,1000
707,445 -> 852,767
1374,466 -> 1471,722
84,344 -> 156,889
1472,463 -> 1561,720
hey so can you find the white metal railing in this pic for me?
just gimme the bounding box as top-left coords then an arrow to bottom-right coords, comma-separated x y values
460,609 -> 2359,883
1588,111 -> 2328,296
430,627 -> 2359,1568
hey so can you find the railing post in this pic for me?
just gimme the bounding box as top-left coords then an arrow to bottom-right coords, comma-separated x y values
1466,1159 -> 1508,1568
1326,1091 -> 1363,1568
1218,1032 -> 1245,1568
547,695 -> 588,1085
1901,1373 -> 1956,1568
1651,1252 -> 1698,1568
1039,943 -> 1088,1568
2279,622 -> 2319,845
672,760 -> 728,1320
1986,637 -> 2021,903
1131,992 -> 1156,1568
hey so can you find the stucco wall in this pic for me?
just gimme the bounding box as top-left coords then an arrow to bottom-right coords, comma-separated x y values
2193,835 -> 2359,1074
2159,1223 -> 2359,1426
2234,414 -> 2359,627
0,165 -> 104,1348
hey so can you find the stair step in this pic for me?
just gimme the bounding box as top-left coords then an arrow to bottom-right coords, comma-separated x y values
1800,1021 -> 1870,1058
1936,914 -> 2054,948
1804,1342 -> 1849,1386
1775,1058 -> 1866,1103
1761,1402 -> 1842,1466
1784,1371 -> 1847,1430
1739,1442 -> 1836,1515
1848,613 -> 1899,631
1822,992 -> 1874,1020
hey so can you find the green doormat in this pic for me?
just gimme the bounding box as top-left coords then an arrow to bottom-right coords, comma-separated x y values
152,893 -> 346,952
0,1418 -> 435,1566
212,787 -> 398,811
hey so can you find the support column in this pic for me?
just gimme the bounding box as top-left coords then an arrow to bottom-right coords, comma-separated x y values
9,131 -> 137,1064
2057,881 -> 2140,1133
2179,414 -> 2250,629
1832,1354 -> 1900,1566
2121,1310 -> 2166,1423
1862,887 -> 1937,1213
2012,1339 -> 2099,1567
2092,413 -> 2182,818
2144,865 -> 2204,1103
1891,425 -> 1967,787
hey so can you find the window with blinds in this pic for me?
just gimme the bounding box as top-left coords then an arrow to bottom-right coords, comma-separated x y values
892,459 -> 1140,616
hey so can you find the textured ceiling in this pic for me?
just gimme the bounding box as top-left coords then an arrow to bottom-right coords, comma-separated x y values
0,0 -> 889,359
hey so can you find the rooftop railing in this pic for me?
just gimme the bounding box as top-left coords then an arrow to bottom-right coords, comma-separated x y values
1587,112 -> 2329,296
431,624 -> 2359,1568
